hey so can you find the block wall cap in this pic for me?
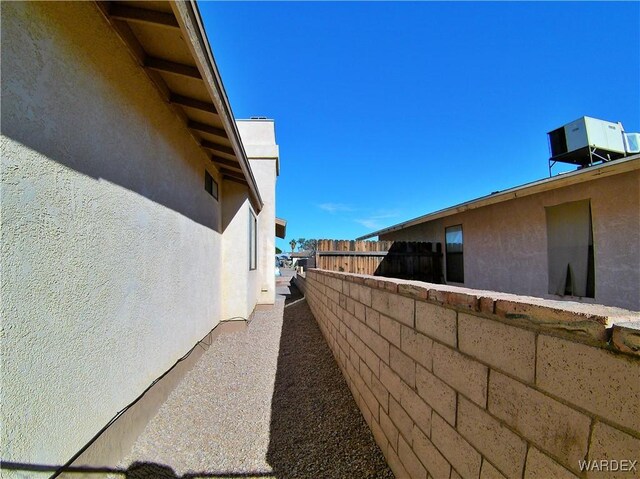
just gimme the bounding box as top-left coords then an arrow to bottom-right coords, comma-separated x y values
309,269 -> 640,354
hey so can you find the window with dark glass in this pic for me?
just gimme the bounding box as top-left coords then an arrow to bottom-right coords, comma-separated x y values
445,225 -> 464,283
249,210 -> 257,271
205,170 -> 218,200
546,200 -> 594,298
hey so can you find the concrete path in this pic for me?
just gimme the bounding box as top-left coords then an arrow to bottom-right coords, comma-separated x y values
116,273 -> 394,478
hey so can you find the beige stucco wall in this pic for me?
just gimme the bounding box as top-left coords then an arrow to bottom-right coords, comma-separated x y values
237,120 -> 279,305
236,119 -> 280,171
1,2 -> 238,472
221,181 -> 259,319
381,170 -> 640,311
248,158 -> 277,303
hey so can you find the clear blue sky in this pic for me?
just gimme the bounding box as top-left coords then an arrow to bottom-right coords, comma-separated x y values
199,1 -> 640,252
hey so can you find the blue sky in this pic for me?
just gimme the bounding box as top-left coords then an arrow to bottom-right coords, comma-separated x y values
199,1 -> 640,252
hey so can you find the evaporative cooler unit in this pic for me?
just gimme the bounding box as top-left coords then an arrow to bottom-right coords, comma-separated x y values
547,116 -> 640,175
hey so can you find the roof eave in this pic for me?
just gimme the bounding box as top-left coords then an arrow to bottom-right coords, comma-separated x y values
357,155 -> 640,240
275,217 -> 287,239
170,0 -> 263,212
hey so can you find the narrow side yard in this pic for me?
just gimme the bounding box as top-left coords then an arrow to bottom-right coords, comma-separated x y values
116,277 -> 393,478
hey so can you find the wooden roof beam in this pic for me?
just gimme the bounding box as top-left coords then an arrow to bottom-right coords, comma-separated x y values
96,2 -> 145,65
188,121 -> 226,139
109,4 -> 180,29
200,140 -> 235,157
170,94 -> 218,115
144,56 -> 201,79
223,175 -> 249,186
210,156 -> 242,170
219,168 -> 246,181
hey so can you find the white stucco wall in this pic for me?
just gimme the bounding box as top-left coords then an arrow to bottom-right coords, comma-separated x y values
220,181 -> 259,319
248,159 -> 277,304
237,120 -> 279,305
1,2 -> 231,471
381,170 -> 640,311
236,119 -> 280,170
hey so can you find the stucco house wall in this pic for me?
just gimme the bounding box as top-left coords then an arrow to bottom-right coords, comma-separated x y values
238,119 -> 279,305
0,1 -> 263,472
248,158 -> 277,303
221,181 -> 260,320
380,169 -> 640,311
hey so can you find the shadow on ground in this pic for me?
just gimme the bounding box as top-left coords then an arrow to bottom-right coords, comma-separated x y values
123,461 -> 274,478
282,281 -> 304,305
266,296 -> 394,478
275,269 -> 303,305
1,460 -> 273,478
4,282 -> 392,479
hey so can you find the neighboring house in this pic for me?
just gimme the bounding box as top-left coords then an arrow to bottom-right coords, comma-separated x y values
2,1 -> 279,474
291,250 -> 317,269
358,156 -> 640,311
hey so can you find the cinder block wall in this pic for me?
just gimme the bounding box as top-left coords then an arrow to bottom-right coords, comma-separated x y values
297,269 -> 640,479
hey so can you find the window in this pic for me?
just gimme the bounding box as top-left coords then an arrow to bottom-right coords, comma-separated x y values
249,210 -> 257,271
546,200 -> 594,298
445,225 -> 464,283
204,170 -> 218,200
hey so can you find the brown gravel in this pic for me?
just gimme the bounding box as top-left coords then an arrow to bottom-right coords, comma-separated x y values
115,286 -> 394,479
267,299 -> 393,479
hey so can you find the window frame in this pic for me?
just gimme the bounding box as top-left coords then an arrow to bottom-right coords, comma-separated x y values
445,224 -> 464,283
249,209 -> 257,271
204,170 -> 218,200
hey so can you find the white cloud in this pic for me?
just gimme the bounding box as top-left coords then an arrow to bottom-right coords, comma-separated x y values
355,218 -> 383,229
370,209 -> 401,219
355,209 -> 402,231
318,203 -> 354,213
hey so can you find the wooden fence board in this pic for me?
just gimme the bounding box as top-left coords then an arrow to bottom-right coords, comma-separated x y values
315,239 -> 443,283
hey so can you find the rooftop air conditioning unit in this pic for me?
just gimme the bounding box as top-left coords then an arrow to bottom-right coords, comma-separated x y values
547,116 -> 627,168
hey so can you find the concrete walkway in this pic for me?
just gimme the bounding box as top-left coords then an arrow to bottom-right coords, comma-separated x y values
116,273 -> 394,478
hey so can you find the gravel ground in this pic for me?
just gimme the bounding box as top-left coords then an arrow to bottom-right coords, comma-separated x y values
115,281 -> 393,479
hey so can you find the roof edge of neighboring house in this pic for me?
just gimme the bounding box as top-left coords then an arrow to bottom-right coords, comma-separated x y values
276,217 -> 287,239
357,155 -> 640,241
291,251 -> 314,258
171,1 -> 264,213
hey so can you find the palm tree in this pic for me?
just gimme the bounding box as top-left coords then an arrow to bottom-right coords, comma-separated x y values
289,239 -> 296,253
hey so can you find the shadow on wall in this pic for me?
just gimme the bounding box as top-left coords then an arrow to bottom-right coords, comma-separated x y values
1,2 -> 225,232
266,297 -> 394,478
221,179 -> 249,235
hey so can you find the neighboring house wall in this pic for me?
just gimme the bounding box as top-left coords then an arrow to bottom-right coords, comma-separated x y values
1,2 -> 260,472
380,170 -> 640,311
237,120 -> 279,305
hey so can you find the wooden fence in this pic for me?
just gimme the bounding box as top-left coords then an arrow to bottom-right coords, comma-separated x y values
315,239 -> 443,283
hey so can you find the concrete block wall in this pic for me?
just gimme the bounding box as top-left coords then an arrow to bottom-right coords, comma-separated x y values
297,269 -> 640,479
